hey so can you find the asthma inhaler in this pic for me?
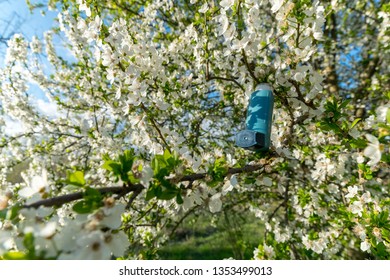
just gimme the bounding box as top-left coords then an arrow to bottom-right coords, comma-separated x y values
235,83 -> 274,151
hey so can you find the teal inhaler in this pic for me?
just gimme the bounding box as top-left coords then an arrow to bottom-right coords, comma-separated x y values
235,83 -> 274,151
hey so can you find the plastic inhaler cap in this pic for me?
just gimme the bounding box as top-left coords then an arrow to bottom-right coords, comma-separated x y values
235,130 -> 265,150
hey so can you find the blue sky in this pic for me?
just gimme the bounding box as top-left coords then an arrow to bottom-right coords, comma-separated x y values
1,0 -> 61,135
0,0 -> 58,64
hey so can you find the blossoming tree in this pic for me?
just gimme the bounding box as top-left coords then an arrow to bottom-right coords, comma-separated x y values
0,0 -> 389,259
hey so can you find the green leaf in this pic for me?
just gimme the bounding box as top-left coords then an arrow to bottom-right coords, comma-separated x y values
163,149 -> 172,162
340,99 -> 350,109
0,205 -> 21,221
102,149 -> 136,183
387,109 -> 390,124
23,232 -> 35,255
371,242 -> 388,259
0,209 -> 6,220
72,187 -> 103,214
358,163 -> 374,180
119,149 -> 135,174
328,123 -> 342,133
212,158 -> 228,177
127,173 -> 140,184
350,138 -> 366,149
146,180 -> 179,201
102,160 -> 120,173
176,193 -> 184,205
350,118 -> 361,129
67,170 -> 86,187
2,251 -> 27,260
146,184 -> 158,201
157,189 -> 178,200
298,189 -> 311,207
102,153 -> 111,161
371,211 -> 390,228
84,187 -> 102,202
152,149 -> 181,179
152,156 -> 160,174
73,200 -> 93,214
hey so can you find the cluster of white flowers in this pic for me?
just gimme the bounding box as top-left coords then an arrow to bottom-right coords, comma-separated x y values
5,34 -> 28,65
1,197 -> 129,259
0,0 -> 388,260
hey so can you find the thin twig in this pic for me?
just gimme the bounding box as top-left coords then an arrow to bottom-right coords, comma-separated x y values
288,79 -> 316,110
241,49 -> 260,85
169,205 -> 200,238
140,102 -> 172,153
207,75 -> 245,91
126,184 -> 144,209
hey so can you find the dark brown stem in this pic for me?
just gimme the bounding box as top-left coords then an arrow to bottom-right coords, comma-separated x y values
206,75 -> 245,91
269,200 -> 285,222
22,163 -> 267,209
288,79 -> 316,110
23,185 -> 142,209
126,184 -> 144,209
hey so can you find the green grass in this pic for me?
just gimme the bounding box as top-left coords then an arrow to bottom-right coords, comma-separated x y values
158,210 -> 264,260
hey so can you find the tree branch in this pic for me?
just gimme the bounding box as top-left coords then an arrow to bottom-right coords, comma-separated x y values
23,185 -> 140,209
22,163 -> 268,209
288,79 -> 316,110
179,163 -> 266,182
207,75 -> 245,91
126,183 -> 144,209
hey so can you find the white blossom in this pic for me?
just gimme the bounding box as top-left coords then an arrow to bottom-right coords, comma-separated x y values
19,169 -> 49,199
0,0 -> 388,261
350,201 -> 363,217
262,177 -> 273,187
270,0 -> 284,14
77,0 -> 91,17
263,244 -> 275,258
30,36 -> 42,53
376,105 -> 389,123
0,230 -> 14,254
360,240 -> 371,252
345,186 -> 359,199
5,34 -> 28,64
220,0 -> 235,10
209,193 -> 222,213
363,134 -> 382,167
353,224 -> 366,240
100,203 -> 126,229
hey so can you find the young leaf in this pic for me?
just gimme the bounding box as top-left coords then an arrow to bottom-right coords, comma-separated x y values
85,187 -> 102,201
119,149 -> 135,174
146,184 -> 158,201
73,200 -> 93,214
2,251 -> 27,260
176,193 -> 184,204
67,170 -> 86,187
350,118 -> 361,129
